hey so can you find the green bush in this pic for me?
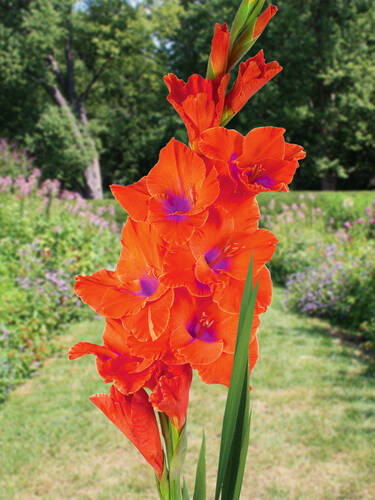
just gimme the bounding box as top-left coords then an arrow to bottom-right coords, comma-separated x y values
258,191 -> 375,352
0,188 -> 122,402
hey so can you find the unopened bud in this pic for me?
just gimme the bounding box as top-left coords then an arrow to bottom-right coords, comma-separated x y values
228,4 -> 277,70
230,0 -> 264,46
207,23 -> 230,80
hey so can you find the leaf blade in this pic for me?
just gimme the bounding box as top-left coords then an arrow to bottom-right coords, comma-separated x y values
193,431 -> 206,500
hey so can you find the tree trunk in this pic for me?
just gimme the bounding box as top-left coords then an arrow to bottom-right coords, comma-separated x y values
84,152 -> 103,199
78,103 -> 103,199
321,170 -> 337,190
46,51 -> 103,199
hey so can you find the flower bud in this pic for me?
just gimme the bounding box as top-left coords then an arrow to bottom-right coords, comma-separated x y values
222,50 -> 282,125
228,4 -> 277,70
207,23 -> 230,80
230,0 -> 264,46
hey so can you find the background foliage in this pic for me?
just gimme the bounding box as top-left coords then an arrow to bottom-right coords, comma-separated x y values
0,0 -> 374,195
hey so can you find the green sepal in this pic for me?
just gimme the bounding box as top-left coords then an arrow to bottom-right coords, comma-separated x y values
182,479 -> 190,500
169,422 -> 188,500
156,465 -> 170,500
206,58 -> 216,80
193,431 -> 206,500
159,412 -> 173,467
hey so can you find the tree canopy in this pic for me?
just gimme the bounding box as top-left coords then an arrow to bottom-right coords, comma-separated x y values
0,0 -> 374,195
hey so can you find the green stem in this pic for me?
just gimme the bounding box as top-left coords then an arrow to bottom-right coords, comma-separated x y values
158,413 -> 187,500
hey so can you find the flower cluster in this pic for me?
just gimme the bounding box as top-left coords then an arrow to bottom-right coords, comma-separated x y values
343,198 -> 375,238
70,3 -> 305,482
0,170 -> 119,232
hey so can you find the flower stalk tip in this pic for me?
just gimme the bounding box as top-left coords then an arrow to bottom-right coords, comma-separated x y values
230,0 -> 265,47
228,3 -> 277,71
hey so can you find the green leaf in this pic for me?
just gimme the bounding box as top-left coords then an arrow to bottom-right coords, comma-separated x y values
193,431 -> 206,500
156,465 -> 170,500
214,254 -> 259,500
232,407 -> 252,500
221,371 -> 251,500
182,479 -> 190,500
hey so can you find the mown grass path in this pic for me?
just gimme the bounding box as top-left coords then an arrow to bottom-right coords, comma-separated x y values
1,287 -> 374,500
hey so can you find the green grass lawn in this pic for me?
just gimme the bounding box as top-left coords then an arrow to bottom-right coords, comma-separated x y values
1,287 -> 374,500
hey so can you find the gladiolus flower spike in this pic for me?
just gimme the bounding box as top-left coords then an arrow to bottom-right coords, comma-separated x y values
69,0 -> 305,498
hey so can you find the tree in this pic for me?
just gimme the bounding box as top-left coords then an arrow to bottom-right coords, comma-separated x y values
0,0 -> 150,197
0,0 -> 183,196
165,0 -> 375,190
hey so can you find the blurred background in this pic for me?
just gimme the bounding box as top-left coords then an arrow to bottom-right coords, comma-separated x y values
0,1 -> 375,499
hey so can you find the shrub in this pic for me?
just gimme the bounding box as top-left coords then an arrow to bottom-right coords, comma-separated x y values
0,172 -> 123,402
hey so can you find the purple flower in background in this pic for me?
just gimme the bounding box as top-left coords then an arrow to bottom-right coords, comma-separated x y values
39,178 -> 61,198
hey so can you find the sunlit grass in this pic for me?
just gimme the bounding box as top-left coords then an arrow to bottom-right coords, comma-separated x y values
0,287 -> 374,499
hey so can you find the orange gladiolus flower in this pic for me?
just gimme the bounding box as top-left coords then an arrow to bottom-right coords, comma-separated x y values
91,386 -> 164,479
111,139 -> 220,245
199,126 -> 306,194
162,207 -> 277,313
168,288 -> 261,386
69,319 -> 155,395
208,23 -> 230,79
163,73 -> 230,149
223,50 -> 282,121
169,289 -> 239,366
70,320 -> 192,432
74,220 -> 174,342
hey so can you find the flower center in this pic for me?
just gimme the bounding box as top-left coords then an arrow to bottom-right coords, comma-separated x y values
205,247 -> 229,271
163,192 -> 192,222
245,164 -> 274,188
229,152 -> 239,181
138,274 -> 159,297
186,313 -> 216,342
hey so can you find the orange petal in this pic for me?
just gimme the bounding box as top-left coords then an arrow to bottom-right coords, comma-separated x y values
284,142 -> 306,161
126,329 -> 174,362
225,52 -> 282,115
171,326 -> 224,365
117,219 -> 165,282
224,229 -> 278,280
161,246 -> 211,297
123,289 -> 174,342
90,387 -> 164,479
110,178 -> 149,222
69,341 -> 115,361
75,269 -> 144,318
240,126 -> 286,163
148,289 -> 175,340
148,204 -> 208,245
214,266 -> 272,315
198,127 -> 244,164
197,333 -> 259,387
196,352 -> 233,386
253,5 -> 278,39
103,318 -> 129,355
146,138 -> 206,198
194,166 -> 220,213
